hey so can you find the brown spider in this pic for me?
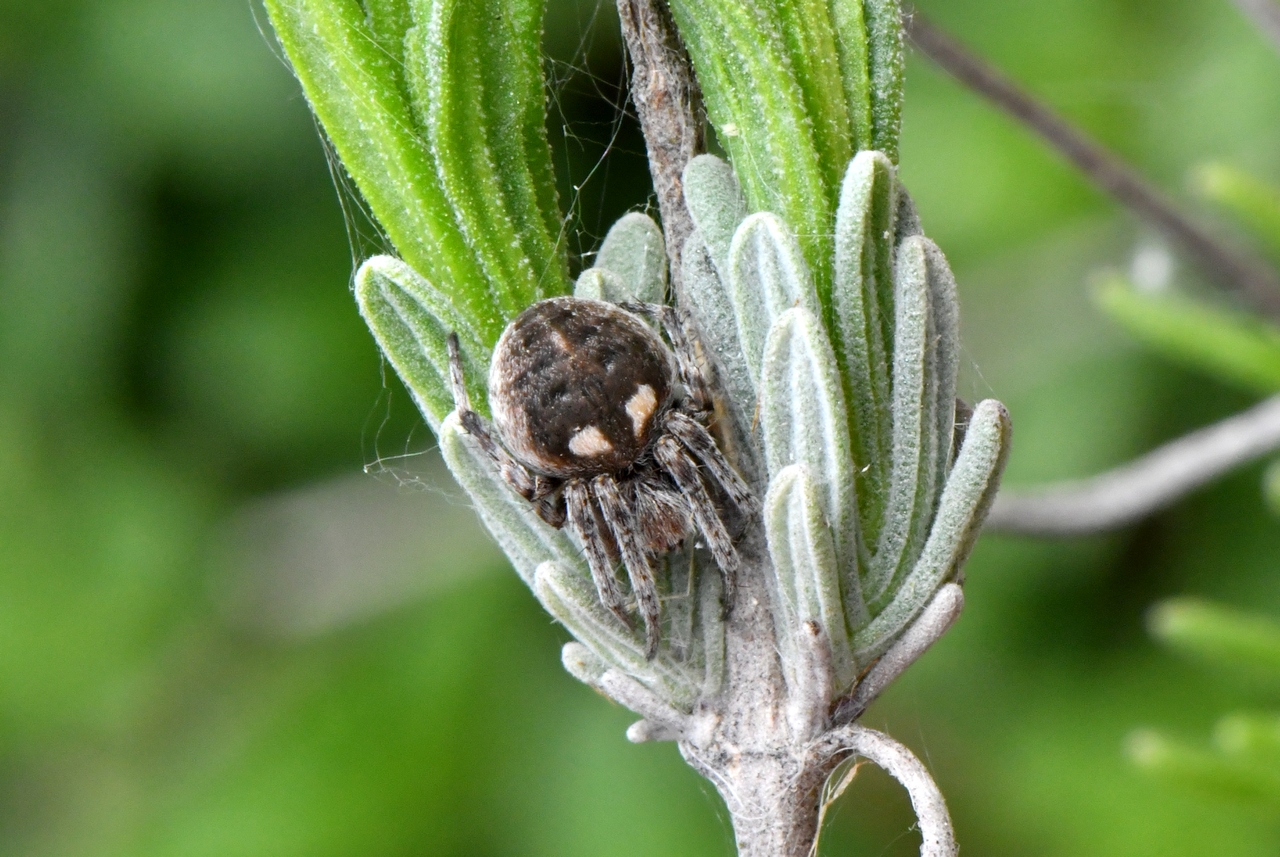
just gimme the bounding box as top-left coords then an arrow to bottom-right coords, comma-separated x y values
447,296 -> 755,657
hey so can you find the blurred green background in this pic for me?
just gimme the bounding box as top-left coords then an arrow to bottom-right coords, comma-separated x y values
1,0 -> 1279,854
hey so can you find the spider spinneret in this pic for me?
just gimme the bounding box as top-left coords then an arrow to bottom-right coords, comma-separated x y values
447,296 -> 755,658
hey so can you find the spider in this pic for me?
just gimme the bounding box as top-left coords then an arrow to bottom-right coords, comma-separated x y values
447,296 -> 755,658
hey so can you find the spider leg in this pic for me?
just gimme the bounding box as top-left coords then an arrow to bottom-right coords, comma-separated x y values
653,436 -> 740,611
563,479 -> 632,631
621,302 -> 712,413
447,333 -> 557,515
593,474 -> 662,659
663,410 -> 756,515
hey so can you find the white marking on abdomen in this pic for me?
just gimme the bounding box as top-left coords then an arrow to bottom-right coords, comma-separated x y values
625,384 -> 657,437
569,425 -> 613,457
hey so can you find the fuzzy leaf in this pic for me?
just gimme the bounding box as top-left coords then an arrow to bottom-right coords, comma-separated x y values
265,0 -> 568,345
863,0 -> 904,160
867,236 -> 939,604
760,307 -> 857,567
405,0 -> 568,320
665,3 -> 833,291
833,152 -> 898,544
594,212 -> 668,304
855,399 -> 1010,660
1095,275 -> 1280,394
355,256 -> 485,429
764,465 -> 861,691
534,561 -> 702,707
682,233 -> 759,455
728,212 -> 821,384
438,414 -> 581,586
682,155 -> 749,278
574,268 -> 632,303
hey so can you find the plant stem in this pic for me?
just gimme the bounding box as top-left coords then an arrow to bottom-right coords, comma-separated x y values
1231,0 -> 1280,52
987,394 -> 1280,536
616,0 -> 705,299
904,10 -> 1280,319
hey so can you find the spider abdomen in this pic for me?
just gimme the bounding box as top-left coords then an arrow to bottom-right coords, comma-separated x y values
488,297 -> 675,478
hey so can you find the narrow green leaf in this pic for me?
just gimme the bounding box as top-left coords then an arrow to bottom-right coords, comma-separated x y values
438,414 -> 581,586
574,268 -> 631,303
760,308 -> 858,569
666,1 -> 833,293
867,236 -> 938,605
830,0 -> 873,152
534,561 -> 701,707
594,212 -> 667,304
1148,598 -> 1280,681
1128,729 -> 1280,809
864,0 -> 904,161
855,399 -> 1010,660
728,212 -> 821,384
773,0 -> 854,194
682,155 -> 749,278
682,234 -> 759,454
924,239 -> 961,482
265,0 -> 504,340
833,152 -> 898,546
1215,713 -> 1280,765
355,256 -> 485,428
1095,275 -> 1280,394
1193,162 -> 1280,261
407,0 -> 566,319
764,465 -> 861,690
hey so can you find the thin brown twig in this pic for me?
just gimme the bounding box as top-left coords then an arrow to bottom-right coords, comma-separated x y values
986,394 -> 1280,536
904,11 -> 1280,319
615,0 -> 704,300
1231,0 -> 1280,52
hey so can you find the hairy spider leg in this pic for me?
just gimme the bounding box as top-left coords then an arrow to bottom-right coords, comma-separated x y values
621,302 -> 711,413
563,479 -> 632,630
663,410 -> 757,514
593,474 -> 663,659
653,436 -> 740,610
447,333 -> 562,526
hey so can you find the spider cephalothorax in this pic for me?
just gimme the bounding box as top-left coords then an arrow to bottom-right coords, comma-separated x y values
448,296 -> 755,657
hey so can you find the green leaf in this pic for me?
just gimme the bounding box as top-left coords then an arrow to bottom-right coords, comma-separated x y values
265,0 -> 567,349
666,0 -> 904,295
833,151 -> 899,546
1193,163 -> 1280,262
438,413 -> 580,586
593,212 -> 667,304
405,0 -> 568,319
1148,598 -> 1280,681
355,256 -> 485,429
1128,729 -> 1280,809
534,561 -> 702,708
665,1 -> 830,294
728,212 -> 822,384
867,236 -> 941,606
760,307 -> 858,569
764,465 -> 861,690
1095,275 -> 1280,394
855,399 -> 1010,660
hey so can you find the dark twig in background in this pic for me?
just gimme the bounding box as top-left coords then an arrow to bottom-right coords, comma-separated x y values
616,0 -> 705,298
1231,0 -> 1280,52
986,394 -> 1280,536
904,11 -> 1280,319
